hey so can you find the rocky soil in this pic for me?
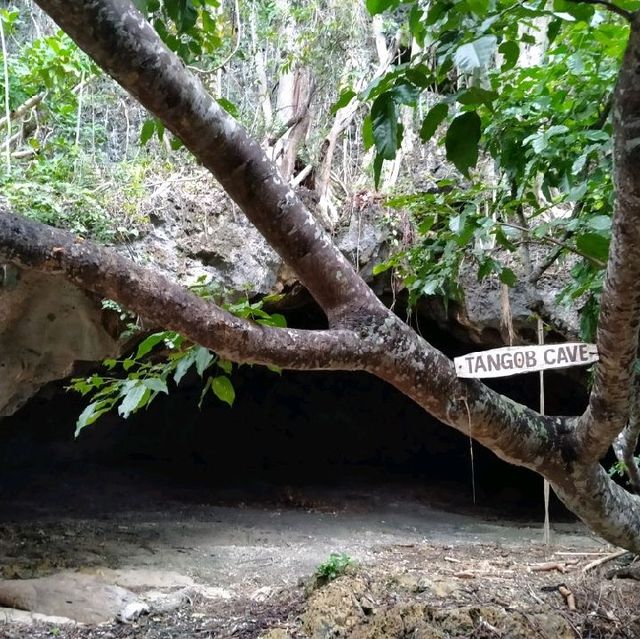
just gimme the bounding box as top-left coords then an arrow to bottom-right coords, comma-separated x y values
0,467 -> 637,638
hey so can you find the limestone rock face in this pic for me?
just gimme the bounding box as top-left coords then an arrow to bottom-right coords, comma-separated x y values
128,187 -> 283,294
0,267 -> 118,417
0,184 -> 581,418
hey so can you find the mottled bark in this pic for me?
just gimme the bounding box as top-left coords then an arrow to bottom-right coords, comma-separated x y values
577,15 -> 640,462
613,383 -> 640,493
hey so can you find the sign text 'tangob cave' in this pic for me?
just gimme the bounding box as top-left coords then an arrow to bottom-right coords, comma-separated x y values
454,343 -> 599,379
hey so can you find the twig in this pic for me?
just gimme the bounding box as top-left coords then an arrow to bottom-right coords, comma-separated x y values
290,163 -> 313,188
530,561 -> 574,573
0,92 -> 45,130
0,14 -> 11,173
555,551 -> 611,556
558,585 -> 577,611
527,585 -> 545,606
582,549 -> 628,573
567,0 -> 633,20
500,221 -> 606,268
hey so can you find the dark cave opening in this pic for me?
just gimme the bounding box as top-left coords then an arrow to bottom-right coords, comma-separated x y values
0,316 -> 590,525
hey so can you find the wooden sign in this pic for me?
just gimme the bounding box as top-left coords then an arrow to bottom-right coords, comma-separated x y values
454,343 -> 599,379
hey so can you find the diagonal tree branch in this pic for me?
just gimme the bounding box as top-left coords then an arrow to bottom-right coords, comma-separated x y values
32,0 -> 383,327
0,211 -> 374,372
576,15 -> 640,462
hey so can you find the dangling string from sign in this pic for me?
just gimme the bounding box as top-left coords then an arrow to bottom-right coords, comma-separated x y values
463,397 -> 476,505
538,317 -> 550,547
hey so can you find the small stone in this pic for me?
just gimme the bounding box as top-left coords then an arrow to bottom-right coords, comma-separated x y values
117,601 -> 150,623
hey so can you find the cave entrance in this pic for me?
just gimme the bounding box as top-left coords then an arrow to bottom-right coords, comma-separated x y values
0,348 -> 585,523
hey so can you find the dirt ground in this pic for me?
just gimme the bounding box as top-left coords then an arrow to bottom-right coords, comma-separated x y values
0,466 -> 638,638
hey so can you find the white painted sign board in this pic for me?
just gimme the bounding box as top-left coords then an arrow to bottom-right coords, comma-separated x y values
454,343 -> 599,379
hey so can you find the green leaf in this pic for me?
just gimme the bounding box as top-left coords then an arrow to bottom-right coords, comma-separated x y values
553,0 -> 594,21
466,0 -> 489,16
445,111 -> 481,177
588,215 -> 611,232
373,153 -> 384,189
258,313 -> 287,328
372,261 -> 392,275
371,93 -> 399,160
366,0 -> 400,15
174,349 -> 197,385
140,119 -> 155,145
449,214 -> 465,234
454,36 -> 497,72
408,4 -> 426,43
499,267 -> 517,287
217,358 -> 233,375
198,377 -> 212,409
118,382 -> 149,419
576,233 -> 609,264
362,115 -> 374,151
547,18 -> 563,44
420,103 -> 448,142
498,41 -> 519,70
216,97 -> 239,118
330,89 -> 356,115
136,331 -> 172,358
457,87 -> 498,107
405,65 -> 433,88
391,83 -> 421,107
75,400 -> 113,437
142,378 -> 168,394
194,346 -> 214,376
580,296 -> 599,342
211,375 -> 235,407
477,257 -> 498,280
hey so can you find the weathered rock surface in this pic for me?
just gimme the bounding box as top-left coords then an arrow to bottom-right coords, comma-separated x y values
0,572 -> 142,624
300,575 -> 575,639
0,184 -> 392,417
0,180 -> 581,417
0,267 -> 118,417
0,568 -> 199,625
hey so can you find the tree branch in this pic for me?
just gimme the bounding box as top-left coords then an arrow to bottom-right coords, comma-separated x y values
499,222 -> 606,268
577,16 -> 640,461
0,211 -> 373,372
553,463 -> 640,553
32,0 -> 382,326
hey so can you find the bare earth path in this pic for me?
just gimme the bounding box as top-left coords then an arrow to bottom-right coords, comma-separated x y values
0,466 -> 637,638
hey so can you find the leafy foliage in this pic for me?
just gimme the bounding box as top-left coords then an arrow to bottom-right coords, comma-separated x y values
315,553 -> 354,582
132,0 -> 225,63
364,1 -> 628,338
69,291 -> 287,435
0,8 -> 161,240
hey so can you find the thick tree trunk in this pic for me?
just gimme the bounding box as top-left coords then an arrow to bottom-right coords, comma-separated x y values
576,14 -> 640,463
5,0 -> 640,552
